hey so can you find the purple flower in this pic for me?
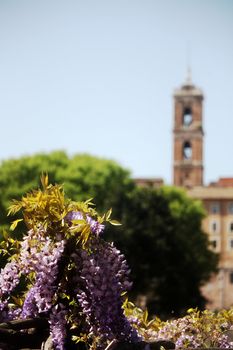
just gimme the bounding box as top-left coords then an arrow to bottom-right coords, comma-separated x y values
19,227 -> 48,274
0,205 -> 140,349
0,261 -> 20,299
22,285 -> 39,318
65,211 -> 105,236
86,215 -> 105,236
22,239 -> 65,317
49,303 -> 67,350
65,211 -> 83,222
73,239 -> 140,344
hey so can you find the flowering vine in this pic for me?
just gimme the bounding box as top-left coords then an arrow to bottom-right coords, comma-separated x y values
0,175 -> 140,350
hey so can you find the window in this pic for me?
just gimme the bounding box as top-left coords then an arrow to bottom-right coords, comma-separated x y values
226,238 -> 233,251
210,238 -> 220,251
183,141 -> 192,160
210,202 -> 220,214
229,203 -> 233,214
229,222 -> 233,233
212,222 -> 217,232
210,220 -> 219,233
183,107 -> 192,126
210,240 -> 217,249
230,272 -> 233,284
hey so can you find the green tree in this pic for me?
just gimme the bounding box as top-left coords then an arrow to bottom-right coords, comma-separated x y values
109,186 -> 218,318
0,151 -> 134,237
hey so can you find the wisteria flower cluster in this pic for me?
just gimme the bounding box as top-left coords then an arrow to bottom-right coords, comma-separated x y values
0,175 -> 140,350
123,301 -> 233,349
73,241 -> 138,344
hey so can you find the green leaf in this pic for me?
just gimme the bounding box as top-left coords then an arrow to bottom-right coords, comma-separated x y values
10,219 -> 23,231
109,219 -> 121,226
11,296 -> 24,307
71,219 -> 85,225
106,208 -> 112,220
3,230 -> 9,240
41,173 -> 49,189
84,198 -> 94,206
142,309 -> 148,324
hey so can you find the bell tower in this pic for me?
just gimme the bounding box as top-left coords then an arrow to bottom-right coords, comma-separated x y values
173,71 -> 204,187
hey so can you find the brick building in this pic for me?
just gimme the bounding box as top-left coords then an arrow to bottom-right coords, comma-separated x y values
173,71 -> 204,188
173,73 -> 233,309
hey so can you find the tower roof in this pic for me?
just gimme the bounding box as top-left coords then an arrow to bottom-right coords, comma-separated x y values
174,70 -> 203,98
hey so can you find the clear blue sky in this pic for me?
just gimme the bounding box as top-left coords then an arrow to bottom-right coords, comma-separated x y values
0,0 -> 233,185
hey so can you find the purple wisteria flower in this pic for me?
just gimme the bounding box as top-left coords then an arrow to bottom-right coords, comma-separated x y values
0,260 -> 21,322
65,211 -> 105,236
0,261 -> 20,299
49,303 -> 67,350
146,314 -> 233,349
22,285 -> 39,318
73,239 -> 140,344
22,239 -> 65,318
19,227 -> 48,273
0,180 -> 145,350
0,181 -> 143,350
0,301 -> 21,322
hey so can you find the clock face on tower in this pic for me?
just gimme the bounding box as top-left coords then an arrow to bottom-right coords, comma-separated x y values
183,108 -> 192,126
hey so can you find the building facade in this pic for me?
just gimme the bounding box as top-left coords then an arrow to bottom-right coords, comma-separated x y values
189,185 -> 233,309
173,75 -> 233,309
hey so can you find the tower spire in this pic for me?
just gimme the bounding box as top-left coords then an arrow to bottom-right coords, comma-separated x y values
185,42 -> 192,85
186,66 -> 192,85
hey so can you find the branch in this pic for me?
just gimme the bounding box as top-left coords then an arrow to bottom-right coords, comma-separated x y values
0,317 -> 49,348
0,317 -> 48,330
104,339 -> 118,350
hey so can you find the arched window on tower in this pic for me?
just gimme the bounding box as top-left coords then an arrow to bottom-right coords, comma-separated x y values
183,107 -> 192,126
183,141 -> 192,160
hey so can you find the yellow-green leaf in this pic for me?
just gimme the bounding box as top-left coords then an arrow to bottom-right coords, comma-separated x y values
3,230 -> 9,240
11,296 -> 24,307
109,219 -> 121,226
41,173 -> 49,189
143,309 -> 148,324
106,208 -> 112,220
10,219 -> 23,231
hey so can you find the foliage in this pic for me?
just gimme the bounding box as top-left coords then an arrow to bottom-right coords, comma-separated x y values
0,152 -> 218,316
123,299 -> 163,342
123,301 -> 233,348
0,176 -> 139,350
140,307 -> 233,349
110,186 -> 218,317
0,151 -> 134,239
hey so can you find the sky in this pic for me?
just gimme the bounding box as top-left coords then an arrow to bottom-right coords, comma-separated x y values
0,0 -> 233,185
